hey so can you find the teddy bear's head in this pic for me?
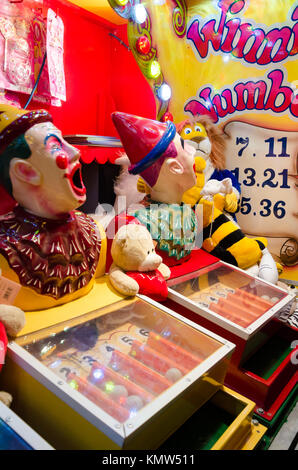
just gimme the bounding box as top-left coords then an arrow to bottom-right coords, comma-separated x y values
111,224 -> 163,272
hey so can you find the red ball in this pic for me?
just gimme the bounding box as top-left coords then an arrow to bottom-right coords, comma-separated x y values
56,153 -> 68,169
161,112 -> 173,122
136,36 -> 150,55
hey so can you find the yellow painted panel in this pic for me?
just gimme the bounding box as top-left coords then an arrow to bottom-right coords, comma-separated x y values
240,422 -> 267,450
67,0 -> 127,25
211,386 -> 266,450
18,276 -> 126,338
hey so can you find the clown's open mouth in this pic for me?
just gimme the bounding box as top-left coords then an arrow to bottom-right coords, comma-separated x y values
66,163 -> 86,197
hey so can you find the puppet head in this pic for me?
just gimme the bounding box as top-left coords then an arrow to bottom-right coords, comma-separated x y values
0,104 -> 86,219
112,112 -> 196,204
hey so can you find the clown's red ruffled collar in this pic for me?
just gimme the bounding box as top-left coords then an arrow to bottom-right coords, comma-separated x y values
0,206 -> 101,299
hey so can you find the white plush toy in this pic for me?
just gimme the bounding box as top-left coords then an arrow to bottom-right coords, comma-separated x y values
200,177 -> 233,202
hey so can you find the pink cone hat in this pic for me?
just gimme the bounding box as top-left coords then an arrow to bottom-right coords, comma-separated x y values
111,111 -> 176,175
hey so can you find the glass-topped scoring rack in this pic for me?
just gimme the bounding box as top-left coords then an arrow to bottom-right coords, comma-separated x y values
167,261 -> 294,340
7,296 -> 235,449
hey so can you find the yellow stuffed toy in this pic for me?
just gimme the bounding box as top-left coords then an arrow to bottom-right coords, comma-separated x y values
182,156 -> 206,206
177,116 -> 240,217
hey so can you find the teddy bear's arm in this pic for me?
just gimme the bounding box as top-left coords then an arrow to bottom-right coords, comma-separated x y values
109,263 -> 140,296
157,263 -> 171,280
0,305 -> 25,337
0,391 -> 13,407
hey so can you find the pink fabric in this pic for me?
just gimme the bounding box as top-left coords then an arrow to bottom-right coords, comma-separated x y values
0,1 -> 35,94
0,321 -> 8,371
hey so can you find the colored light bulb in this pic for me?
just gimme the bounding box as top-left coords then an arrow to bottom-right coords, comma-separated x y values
133,4 -> 147,24
161,112 -> 173,122
148,60 -> 161,79
136,36 -> 150,55
158,83 -> 171,101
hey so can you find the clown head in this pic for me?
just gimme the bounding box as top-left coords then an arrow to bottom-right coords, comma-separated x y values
111,112 -> 196,204
0,105 -> 86,219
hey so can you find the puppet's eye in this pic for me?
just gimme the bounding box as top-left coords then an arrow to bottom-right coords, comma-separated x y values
194,125 -> 202,132
184,127 -> 192,135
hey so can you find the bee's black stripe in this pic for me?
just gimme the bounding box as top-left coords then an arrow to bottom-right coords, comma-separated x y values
203,213 -> 229,239
214,229 -> 244,251
256,239 -> 266,251
209,229 -> 245,267
210,246 -> 238,266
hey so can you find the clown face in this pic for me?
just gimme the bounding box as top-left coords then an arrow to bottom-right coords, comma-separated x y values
10,122 -> 86,219
173,132 -> 197,189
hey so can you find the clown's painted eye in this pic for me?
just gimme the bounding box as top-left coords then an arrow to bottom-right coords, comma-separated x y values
194,125 -> 202,132
184,127 -> 192,135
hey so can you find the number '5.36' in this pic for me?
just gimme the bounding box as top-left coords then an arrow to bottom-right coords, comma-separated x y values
237,198 -> 286,219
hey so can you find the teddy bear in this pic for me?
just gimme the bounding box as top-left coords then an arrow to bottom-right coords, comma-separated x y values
109,224 -> 171,301
0,304 -> 25,406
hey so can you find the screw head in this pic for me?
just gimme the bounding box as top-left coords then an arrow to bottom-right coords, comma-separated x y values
256,408 -> 264,414
252,419 -> 259,426
5,416 -> 12,423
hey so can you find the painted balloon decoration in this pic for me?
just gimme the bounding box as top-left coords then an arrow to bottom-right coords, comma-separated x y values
108,0 -> 298,283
